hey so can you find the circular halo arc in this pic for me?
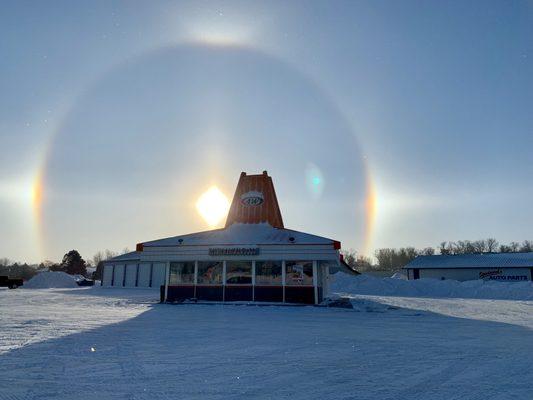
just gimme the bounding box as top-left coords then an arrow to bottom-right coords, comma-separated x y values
33,41 -> 377,259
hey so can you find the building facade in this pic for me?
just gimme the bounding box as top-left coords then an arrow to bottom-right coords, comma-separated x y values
403,253 -> 533,282
102,171 -> 356,304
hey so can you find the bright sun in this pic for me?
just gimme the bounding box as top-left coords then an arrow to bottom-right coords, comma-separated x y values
196,186 -> 230,227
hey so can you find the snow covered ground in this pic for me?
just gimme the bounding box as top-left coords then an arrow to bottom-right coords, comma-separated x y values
0,285 -> 532,399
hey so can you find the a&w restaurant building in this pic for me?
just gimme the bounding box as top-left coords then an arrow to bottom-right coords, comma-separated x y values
102,171 -> 356,304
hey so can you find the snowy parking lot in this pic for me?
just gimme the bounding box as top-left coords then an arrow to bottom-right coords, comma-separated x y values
0,286 -> 532,400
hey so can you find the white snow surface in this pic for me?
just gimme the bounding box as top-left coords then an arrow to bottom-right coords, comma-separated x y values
332,272 -> 533,300
0,287 -> 532,399
23,271 -> 79,289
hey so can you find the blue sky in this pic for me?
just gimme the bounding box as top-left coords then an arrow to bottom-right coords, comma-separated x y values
0,1 -> 531,262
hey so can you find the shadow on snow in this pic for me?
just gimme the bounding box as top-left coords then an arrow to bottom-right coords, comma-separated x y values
1,297 -> 532,400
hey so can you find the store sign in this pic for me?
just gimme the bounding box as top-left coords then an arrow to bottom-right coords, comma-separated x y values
479,269 -> 529,281
240,191 -> 264,206
479,270 -> 502,279
209,247 -> 260,256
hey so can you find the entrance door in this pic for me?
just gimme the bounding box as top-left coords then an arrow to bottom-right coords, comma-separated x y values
413,269 -> 420,280
225,261 -> 253,301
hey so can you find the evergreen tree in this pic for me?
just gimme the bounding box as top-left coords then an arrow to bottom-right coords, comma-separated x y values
60,250 -> 87,276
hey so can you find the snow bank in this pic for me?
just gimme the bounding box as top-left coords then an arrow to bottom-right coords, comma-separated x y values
331,273 -> 533,300
390,272 -> 407,280
23,271 -> 79,289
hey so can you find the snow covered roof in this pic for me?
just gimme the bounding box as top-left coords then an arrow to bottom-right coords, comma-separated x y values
141,223 -> 338,247
107,251 -> 141,262
404,252 -> 533,269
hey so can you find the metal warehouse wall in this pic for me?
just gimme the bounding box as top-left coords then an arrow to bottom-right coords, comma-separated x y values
416,267 -> 532,281
102,263 -> 166,288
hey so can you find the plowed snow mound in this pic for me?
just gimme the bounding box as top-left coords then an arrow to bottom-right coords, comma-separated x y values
331,273 -> 533,300
24,271 -> 78,289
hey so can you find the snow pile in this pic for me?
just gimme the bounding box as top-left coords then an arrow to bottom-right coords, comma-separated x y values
23,271 -> 79,289
390,272 -> 407,280
331,273 -> 533,300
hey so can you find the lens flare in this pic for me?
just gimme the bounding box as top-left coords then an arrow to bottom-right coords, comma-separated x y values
305,163 -> 325,199
196,186 -> 230,228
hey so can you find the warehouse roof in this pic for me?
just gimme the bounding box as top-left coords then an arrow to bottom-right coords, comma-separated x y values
140,223 -> 338,247
404,252 -> 533,269
107,251 -> 141,262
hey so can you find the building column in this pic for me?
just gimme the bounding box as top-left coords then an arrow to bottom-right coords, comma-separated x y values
252,260 -> 256,302
222,261 -> 227,302
194,261 -> 198,299
164,261 -> 170,302
282,261 -> 286,303
312,261 -> 318,305
323,265 -> 330,298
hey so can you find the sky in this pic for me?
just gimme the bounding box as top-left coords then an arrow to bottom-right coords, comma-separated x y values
0,0 -> 532,263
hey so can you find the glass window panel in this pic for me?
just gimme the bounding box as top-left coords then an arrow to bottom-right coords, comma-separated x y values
319,260 -> 340,274
255,261 -> 282,285
226,261 -> 252,284
197,261 -> 223,285
285,261 -> 313,285
169,262 -> 195,284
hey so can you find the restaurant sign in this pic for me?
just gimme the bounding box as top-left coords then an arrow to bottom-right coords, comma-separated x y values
240,191 -> 264,206
209,247 -> 260,256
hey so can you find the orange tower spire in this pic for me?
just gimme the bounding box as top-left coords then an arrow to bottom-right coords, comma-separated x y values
225,171 -> 284,228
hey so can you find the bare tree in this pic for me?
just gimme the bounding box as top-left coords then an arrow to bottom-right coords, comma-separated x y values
375,248 -> 394,270
91,251 -> 105,268
355,255 -> 373,270
341,249 -> 374,271
509,242 -> 520,252
486,238 -> 499,253
104,249 -> 118,260
472,240 -> 487,254
439,242 -> 452,255
421,247 -> 435,256
519,240 -> 533,252
0,258 -> 12,267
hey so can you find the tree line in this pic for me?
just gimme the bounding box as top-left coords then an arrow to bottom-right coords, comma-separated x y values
342,238 -> 533,272
0,248 -> 129,281
2,238 -> 532,279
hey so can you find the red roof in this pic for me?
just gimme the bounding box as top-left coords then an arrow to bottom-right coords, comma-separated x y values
225,171 -> 284,228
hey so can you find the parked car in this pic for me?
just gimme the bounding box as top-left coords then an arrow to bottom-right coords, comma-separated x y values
0,275 -> 23,289
76,278 -> 95,287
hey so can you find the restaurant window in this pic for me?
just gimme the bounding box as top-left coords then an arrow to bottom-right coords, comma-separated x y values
169,262 -> 195,284
318,260 -> 337,287
226,261 -> 252,284
197,261 -> 223,285
285,261 -> 313,285
255,261 -> 282,285
319,260 -> 340,274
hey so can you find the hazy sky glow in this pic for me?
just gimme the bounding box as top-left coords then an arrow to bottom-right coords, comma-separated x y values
0,1 -> 531,262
